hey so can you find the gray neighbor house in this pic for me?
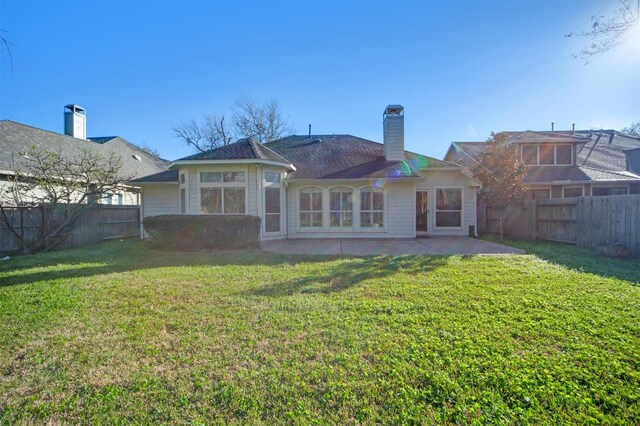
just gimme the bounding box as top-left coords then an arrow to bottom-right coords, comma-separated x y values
0,105 -> 168,205
445,130 -> 640,199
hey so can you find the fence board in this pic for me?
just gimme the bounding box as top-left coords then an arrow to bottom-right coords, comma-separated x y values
0,205 -> 139,254
484,194 -> 640,256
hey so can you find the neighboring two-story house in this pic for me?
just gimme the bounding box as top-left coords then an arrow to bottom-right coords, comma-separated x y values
445,130 -> 640,199
0,105 -> 169,205
132,105 -> 482,241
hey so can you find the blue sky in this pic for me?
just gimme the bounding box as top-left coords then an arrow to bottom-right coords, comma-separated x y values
1,0 -> 639,160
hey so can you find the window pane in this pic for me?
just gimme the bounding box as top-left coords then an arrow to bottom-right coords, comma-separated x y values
539,145 -> 554,165
265,214 -> 280,232
180,173 -> 186,184
360,191 -> 371,210
342,192 -> 353,210
201,188 -> 221,213
555,145 -> 572,165
372,212 -> 384,227
522,145 -> 537,165
342,212 -> 352,227
312,192 -> 322,211
563,187 -> 582,198
300,212 -> 311,227
223,171 -> 245,182
300,192 -> 311,211
312,212 -> 323,227
180,188 -> 186,214
372,191 -> 384,211
610,187 -> 628,195
436,212 -> 461,227
330,211 -> 340,227
330,191 -> 341,211
265,172 -> 281,183
265,187 -> 280,214
361,212 -> 371,227
531,189 -> 550,200
436,188 -> 462,210
224,188 -> 245,213
201,172 -> 222,182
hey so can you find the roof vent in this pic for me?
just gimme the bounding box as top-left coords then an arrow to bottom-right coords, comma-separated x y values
132,154 -> 142,162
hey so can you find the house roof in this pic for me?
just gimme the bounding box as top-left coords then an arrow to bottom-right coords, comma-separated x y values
136,133 -> 461,183
130,169 -> 179,184
174,137 -> 291,164
446,130 -> 640,184
265,134 -> 457,180
503,130 -> 590,144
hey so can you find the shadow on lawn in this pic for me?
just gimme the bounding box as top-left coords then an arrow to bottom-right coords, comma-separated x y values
487,237 -> 640,285
248,256 -> 450,296
0,240 -> 452,291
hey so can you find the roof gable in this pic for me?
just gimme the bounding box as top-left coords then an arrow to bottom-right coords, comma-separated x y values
174,137 -> 291,164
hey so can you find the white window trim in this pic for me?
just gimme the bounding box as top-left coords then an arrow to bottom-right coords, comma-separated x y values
197,167 -> 248,215
329,186 -> 355,229
434,186 -> 464,230
263,171 -> 283,235
298,187 -> 324,230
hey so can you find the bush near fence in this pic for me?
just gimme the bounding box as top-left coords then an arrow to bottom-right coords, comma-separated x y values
481,194 -> 640,256
0,205 -> 139,255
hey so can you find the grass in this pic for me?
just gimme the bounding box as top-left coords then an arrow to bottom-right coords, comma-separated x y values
0,240 -> 639,424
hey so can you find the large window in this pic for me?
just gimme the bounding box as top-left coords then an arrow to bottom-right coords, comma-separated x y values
264,171 -> 282,233
592,187 -> 628,196
531,189 -> 550,199
300,188 -> 323,228
199,171 -> 246,214
435,188 -> 462,227
330,187 -> 353,227
521,144 -> 573,165
563,187 -> 583,198
360,187 -> 384,228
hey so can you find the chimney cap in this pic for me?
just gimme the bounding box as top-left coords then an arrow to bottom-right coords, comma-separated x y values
64,104 -> 86,115
384,105 -> 404,116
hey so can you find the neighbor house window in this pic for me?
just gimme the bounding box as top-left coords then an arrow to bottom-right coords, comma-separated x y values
199,171 -> 246,214
539,145 -> 555,165
522,145 -> 537,165
592,187 -> 628,196
435,188 -> 462,227
360,187 -> 384,228
555,145 -> 572,165
531,189 -> 551,199
300,188 -> 323,228
180,188 -> 186,214
563,187 -> 583,198
117,193 -> 123,205
329,187 -> 353,227
264,171 -> 282,233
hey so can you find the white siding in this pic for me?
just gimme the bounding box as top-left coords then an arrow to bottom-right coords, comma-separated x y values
416,170 -> 479,236
141,184 -> 179,218
383,115 -> 405,161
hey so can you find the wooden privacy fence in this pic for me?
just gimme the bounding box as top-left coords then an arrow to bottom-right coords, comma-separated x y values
0,205 -> 139,254
483,194 -> 640,256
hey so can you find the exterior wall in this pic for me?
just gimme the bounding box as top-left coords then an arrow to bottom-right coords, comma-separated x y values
416,170 -> 478,236
141,184 -> 179,218
286,180 -> 417,239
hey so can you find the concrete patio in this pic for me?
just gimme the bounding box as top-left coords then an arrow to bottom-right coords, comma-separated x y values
261,237 -> 525,256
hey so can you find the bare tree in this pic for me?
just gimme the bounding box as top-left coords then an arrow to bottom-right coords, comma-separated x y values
0,29 -> 14,71
621,122 -> 640,137
173,114 -> 235,153
568,0 -> 640,63
0,146 -> 128,253
232,97 -> 293,144
173,97 -> 293,153
472,133 -> 529,241
133,141 -> 161,158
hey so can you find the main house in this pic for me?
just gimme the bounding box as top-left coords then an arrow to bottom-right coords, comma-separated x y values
1,105 -> 169,205
445,130 -> 640,199
132,105 -> 481,240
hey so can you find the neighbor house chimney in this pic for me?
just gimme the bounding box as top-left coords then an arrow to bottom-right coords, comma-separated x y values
64,104 -> 86,139
383,105 -> 404,161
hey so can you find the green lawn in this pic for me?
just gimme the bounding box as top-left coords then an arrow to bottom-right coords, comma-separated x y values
0,240 -> 639,424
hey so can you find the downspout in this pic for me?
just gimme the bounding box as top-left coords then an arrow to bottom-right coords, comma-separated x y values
474,186 -> 481,238
284,181 -> 289,240
138,189 -> 144,239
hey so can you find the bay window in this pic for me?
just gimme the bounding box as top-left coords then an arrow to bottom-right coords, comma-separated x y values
329,187 -> 353,227
199,171 -> 246,214
435,188 -> 462,227
360,187 -> 384,228
300,188 -> 323,228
